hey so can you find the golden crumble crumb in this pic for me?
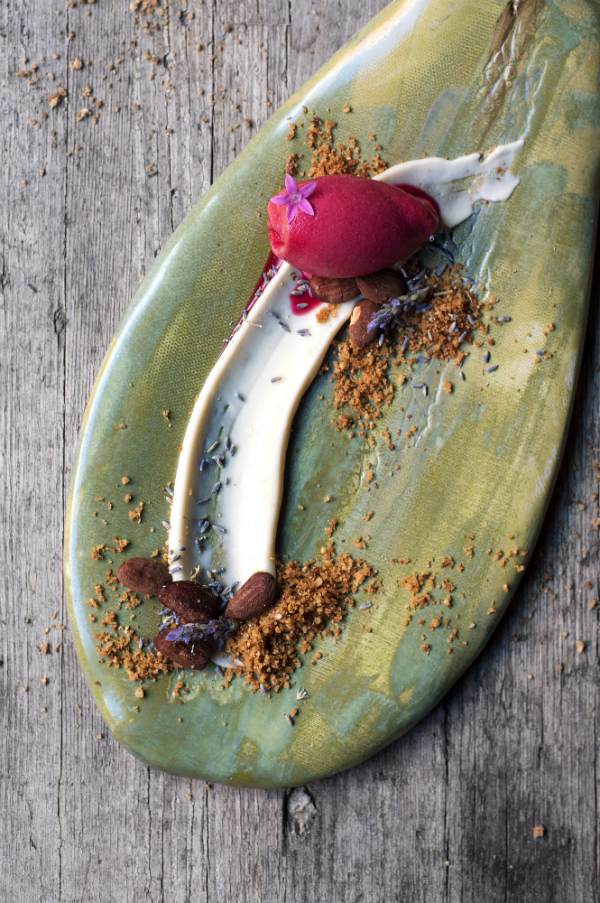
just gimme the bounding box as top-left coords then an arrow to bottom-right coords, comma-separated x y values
128,501 -> 144,523
48,88 -> 67,109
226,544 -> 374,690
95,623 -> 171,680
331,338 -> 395,440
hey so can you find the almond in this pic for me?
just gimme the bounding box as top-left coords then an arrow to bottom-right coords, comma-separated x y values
153,629 -> 212,671
225,571 -> 276,620
349,299 -> 380,348
356,268 -> 406,304
308,274 -> 359,304
117,557 -> 172,595
158,581 -> 218,623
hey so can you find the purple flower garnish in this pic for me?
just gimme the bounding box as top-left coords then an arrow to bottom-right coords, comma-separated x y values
270,174 -> 317,224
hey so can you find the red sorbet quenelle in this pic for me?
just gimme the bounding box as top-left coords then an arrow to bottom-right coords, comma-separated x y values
267,173 -> 440,279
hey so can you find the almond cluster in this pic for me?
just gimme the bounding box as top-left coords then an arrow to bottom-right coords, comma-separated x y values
117,559 -> 276,671
309,268 -> 406,348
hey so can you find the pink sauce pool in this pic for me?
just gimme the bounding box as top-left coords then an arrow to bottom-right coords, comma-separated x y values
289,271 -> 320,316
222,256 -> 323,356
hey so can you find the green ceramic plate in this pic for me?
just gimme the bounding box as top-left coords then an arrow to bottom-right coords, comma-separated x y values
65,0 -> 600,786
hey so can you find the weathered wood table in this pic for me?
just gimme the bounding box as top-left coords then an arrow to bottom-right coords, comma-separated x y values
2,1 -> 599,900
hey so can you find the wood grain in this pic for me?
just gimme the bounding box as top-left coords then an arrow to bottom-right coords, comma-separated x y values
1,0 -> 599,900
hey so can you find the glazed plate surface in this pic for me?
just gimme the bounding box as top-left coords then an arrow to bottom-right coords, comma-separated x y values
65,0 -> 600,786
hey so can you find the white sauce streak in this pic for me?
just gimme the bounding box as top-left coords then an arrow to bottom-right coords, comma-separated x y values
380,139 -> 524,227
168,140 -> 524,620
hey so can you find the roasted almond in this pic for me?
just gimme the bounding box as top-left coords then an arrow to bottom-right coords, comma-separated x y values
153,628 -> 212,671
158,581 -> 218,623
356,268 -> 406,304
117,557 -> 172,595
308,274 -> 359,304
225,571 -> 276,620
349,299 -> 380,348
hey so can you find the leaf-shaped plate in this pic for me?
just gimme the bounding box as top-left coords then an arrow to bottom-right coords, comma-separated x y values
65,0 -> 600,786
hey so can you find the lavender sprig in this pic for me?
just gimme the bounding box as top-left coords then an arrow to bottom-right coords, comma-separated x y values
367,288 -> 430,333
427,233 -> 456,267
166,616 -> 237,645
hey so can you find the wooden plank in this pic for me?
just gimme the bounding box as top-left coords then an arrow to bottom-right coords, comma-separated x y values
0,2 -> 69,900
1,0 -> 599,901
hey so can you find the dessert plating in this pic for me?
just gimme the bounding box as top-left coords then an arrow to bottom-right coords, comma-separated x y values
148,140 -> 524,671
